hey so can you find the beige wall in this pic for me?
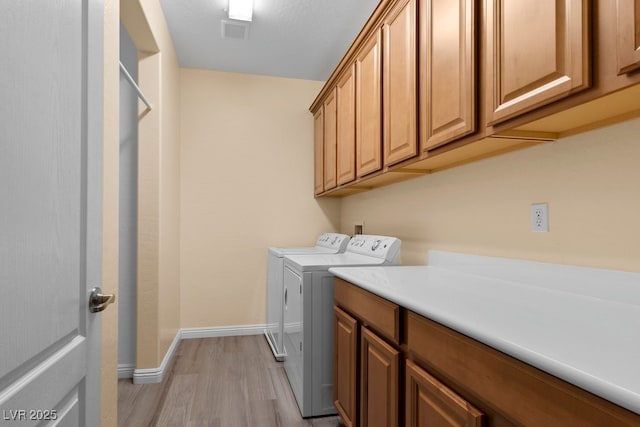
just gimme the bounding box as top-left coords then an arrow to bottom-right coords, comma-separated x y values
341,117 -> 640,272
121,0 -> 181,369
156,7 -> 181,360
102,0 -> 119,425
179,69 -> 340,328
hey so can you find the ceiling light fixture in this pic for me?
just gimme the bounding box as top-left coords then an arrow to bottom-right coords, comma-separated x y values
228,0 -> 253,22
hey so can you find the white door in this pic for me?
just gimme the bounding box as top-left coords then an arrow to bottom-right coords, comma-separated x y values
0,0 -> 105,425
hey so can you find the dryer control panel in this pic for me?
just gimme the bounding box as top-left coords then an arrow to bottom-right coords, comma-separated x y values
315,233 -> 351,251
347,235 -> 401,263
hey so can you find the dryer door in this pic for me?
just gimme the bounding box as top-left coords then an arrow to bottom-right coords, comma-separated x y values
265,252 -> 285,360
283,265 -> 304,410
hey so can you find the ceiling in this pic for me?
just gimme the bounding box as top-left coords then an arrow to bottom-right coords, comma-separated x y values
159,0 -> 380,81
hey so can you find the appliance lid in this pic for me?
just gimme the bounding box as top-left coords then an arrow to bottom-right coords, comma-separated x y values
269,246 -> 338,257
284,251 -> 392,272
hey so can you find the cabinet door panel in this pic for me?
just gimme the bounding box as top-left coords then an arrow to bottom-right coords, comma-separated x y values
421,0 -> 476,150
313,108 -> 324,195
334,306 -> 359,427
361,327 -> 400,427
406,360 -> 483,427
616,0 -> 640,74
323,89 -> 337,190
337,65 -> 356,185
485,0 -> 590,124
356,31 -> 383,177
383,0 -> 418,165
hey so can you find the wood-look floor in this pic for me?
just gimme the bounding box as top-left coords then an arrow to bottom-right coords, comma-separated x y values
118,335 -> 343,427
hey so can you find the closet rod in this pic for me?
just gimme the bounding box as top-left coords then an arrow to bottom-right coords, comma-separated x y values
119,61 -> 152,110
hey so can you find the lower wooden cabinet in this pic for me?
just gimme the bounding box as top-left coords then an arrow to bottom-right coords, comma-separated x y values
334,306 -> 359,427
334,279 -> 401,427
361,327 -> 400,427
334,278 -> 640,427
406,359 -> 483,427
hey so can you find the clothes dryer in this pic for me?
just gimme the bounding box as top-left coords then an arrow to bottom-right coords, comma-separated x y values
265,233 -> 350,361
282,235 -> 401,417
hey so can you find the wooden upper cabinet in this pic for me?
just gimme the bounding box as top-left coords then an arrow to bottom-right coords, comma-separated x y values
616,0 -> 640,74
356,31 -> 383,178
361,327 -> 400,427
336,65 -> 357,186
313,108 -> 324,195
485,0 -> 590,125
323,89 -> 337,191
406,359 -> 484,427
334,306 -> 359,427
421,0 -> 476,150
383,0 -> 418,166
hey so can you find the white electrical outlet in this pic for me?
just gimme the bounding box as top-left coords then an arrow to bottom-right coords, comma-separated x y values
531,203 -> 549,232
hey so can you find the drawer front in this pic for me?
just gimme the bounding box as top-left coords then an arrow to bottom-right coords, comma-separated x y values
334,278 -> 400,344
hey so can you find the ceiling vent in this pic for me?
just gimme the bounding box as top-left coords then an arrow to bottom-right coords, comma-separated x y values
221,20 -> 250,40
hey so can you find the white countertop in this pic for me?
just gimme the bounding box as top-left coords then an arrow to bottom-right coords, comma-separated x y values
328,254 -> 640,415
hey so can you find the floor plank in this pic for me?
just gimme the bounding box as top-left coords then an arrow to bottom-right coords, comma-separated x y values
118,335 -> 343,427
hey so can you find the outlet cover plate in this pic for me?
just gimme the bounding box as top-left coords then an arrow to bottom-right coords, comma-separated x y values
531,203 -> 549,232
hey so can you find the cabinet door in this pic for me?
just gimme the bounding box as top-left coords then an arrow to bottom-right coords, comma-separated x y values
361,327 -> 400,427
337,65 -> 356,185
421,0 -> 476,150
323,89 -> 337,190
334,306 -> 359,427
356,31 -> 383,177
383,0 -> 418,166
406,360 -> 484,427
485,0 -> 590,124
313,107 -> 324,195
616,0 -> 640,74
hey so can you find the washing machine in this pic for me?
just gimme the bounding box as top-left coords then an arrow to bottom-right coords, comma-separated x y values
265,233 -> 350,361
282,235 -> 401,417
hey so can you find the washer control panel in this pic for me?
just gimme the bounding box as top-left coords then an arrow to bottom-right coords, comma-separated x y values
347,235 -> 401,262
315,233 -> 351,251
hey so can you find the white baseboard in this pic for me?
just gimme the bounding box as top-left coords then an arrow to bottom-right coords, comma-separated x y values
129,324 -> 266,384
181,323 -> 266,339
118,363 -> 135,379
133,331 -> 181,384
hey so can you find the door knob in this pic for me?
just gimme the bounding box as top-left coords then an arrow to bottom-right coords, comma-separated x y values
89,287 -> 115,313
